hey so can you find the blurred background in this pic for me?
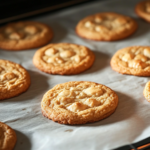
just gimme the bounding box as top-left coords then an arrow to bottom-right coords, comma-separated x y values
0,0 -> 101,25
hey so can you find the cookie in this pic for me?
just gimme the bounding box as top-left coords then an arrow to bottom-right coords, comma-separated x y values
110,46 -> 150,76
135,0 -> 150,23
0,59 -> 30,100
0,21 -> 53,50
143,81 -> 150,102
33,43 -> 95,75
76,12 -> 137,41
0,122 -> 17,150
41,81 -> 118,125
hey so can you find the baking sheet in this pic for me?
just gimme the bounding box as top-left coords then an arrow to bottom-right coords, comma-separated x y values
0,0 -> 150,149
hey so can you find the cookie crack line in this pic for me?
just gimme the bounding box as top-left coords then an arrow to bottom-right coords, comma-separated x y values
41,81 -> 118,125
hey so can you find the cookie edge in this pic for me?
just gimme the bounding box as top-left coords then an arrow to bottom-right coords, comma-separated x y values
76,12 -> 138,41
143,81 -> 150,102
110,46 -> 150,77
0,122 -> 17,150
0,21 -> 53,51
0,60 -> 31,100
33,43 -> 95,75
41,81 -> 118,125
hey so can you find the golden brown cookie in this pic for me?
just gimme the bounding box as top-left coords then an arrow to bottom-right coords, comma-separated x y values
76,12 -> 137,41
143,81 -> 150,102
110,46 -> 150,76
41,81 -> 118,125
33,43 -> 95,75
0,21 -> 53,50
0,59 -> 30,100
0,122 -> 17,150
135,0 -> 150,23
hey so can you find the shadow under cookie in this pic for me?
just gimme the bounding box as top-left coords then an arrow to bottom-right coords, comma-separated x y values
50,22 -> 67,43
81,50 -> 110,75
14,130 -> 31,150
77,91 -> 137,126
126,18 -> 150,40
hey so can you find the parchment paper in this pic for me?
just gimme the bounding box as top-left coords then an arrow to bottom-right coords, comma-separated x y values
0,0 -> 150,149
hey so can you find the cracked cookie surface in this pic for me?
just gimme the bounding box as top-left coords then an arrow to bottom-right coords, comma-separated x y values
0,122 -> 17,150
110,46 -> 150,76
0,60 -> 30,100
33,43 -> 95,75
135,0 -> 150,23
143,81 -> 150,102
0,21 -> 53,50
76,12 -> 137,41
41,81 -> 118,124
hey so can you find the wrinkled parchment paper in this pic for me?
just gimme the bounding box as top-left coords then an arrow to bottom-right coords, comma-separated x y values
0,0 -> 150,149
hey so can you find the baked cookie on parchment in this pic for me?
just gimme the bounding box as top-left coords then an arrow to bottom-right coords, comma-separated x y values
76,12 -> 137,41
135,0 -> 150,23
143,81 -> 150,102
0,122 -> 17,150
33,43 -> 95,75
41,81 -> 118,125
0,21 -> 53,50
111,46 -> 150,76
0,59 -> 30,100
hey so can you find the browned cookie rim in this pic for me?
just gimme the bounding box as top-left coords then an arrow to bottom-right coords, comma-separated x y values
110,46 -> 150,76
76,12 -> 138,41
0,59 -> 31,100
0,21 -> 53,51
33,43 -> 95,75
135,0 -> 150,23
41,81 -> 118,125
143,81 -> 150,102
0,122 -> 17,150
